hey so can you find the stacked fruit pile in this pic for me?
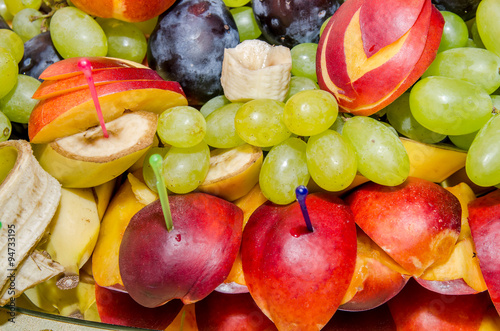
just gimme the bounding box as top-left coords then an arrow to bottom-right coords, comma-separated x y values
1,0 -> 500,330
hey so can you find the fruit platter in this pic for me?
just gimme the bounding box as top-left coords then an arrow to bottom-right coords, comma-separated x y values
1,0 -> 500,329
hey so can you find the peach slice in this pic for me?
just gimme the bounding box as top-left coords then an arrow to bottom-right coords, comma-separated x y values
28,80 -> 187,144
346,177 -> 462,277
33,68 -> 164,100
38,56 -> 146,80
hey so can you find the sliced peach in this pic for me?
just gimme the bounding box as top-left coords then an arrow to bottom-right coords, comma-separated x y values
39,56 -> 145,80
33,68 -> 164,100
28,80 -> 187,144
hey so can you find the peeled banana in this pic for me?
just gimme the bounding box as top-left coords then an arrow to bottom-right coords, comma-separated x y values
0,140 -> 61,297
38,187 -> 100,290
220,39 -> 292,102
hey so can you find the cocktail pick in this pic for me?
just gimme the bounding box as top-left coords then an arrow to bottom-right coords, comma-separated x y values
295,185 -> 313,232
77,58 -> 109,138
149,153 -> 173,231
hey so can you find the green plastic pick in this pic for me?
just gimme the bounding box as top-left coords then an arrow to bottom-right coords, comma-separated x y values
149,153 -> 173,231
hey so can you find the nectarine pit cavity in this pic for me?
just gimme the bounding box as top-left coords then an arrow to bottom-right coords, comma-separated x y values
295,185 -> 314,232
77,58 -> 109,138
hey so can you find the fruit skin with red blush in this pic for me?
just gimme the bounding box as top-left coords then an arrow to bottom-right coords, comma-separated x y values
119,193 -> 243,308
241,192 -> 357,330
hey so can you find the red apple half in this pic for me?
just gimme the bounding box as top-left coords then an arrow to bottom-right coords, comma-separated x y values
241,192 -> 357,330
317,0 -> 444,115
119,193 -> 243,308
346,177 -> 461,277
468,189 -> 500,314
28,79 -> 187,143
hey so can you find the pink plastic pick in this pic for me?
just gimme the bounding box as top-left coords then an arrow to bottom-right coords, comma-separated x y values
77,58 -> 109,138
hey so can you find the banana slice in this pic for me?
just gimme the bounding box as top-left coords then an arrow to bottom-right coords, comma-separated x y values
197,144 -> 263,201
33,110 -> 157,188
0,140 -> 62,295
220,39 -> 292,102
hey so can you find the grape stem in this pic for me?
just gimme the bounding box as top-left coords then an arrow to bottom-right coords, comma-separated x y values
150,154 -> 174,232
295,185 -> 313,232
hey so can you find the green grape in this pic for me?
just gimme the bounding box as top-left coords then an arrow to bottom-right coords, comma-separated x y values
50,7 -> 107,59
0,29 -> 23,63
470,21 -> 485,49
476,0 -> 500,57
465,38 -> 476,48
466,114 -> 500,186
259,137 -> 310,205
385,93 -> 446,144
320,16 -> 331,37
230,6 -> 261,42
235,99 -> 291,147
5,0 -> 41,15
290,43 -> 318,82
0,74 -> 40,123
204,102 -> 245,148
223,0 -> 250,7
142,146 -> 169,192
491,95 -> 500,109
409,76 -> 492,135
0,111 -> 11,142
12,8 -> 42,42
162,141 -> 210,194
438,11 -> 468,52
422,47 -> 500,94
342,116 -> 410,186
133,16 -> 158,36
283,89 -> 338,136
306,130 -> 357,192
0,0 -> 14,21
157,106 -> 206,148
449,131 -> 478,150
0,48 -> 17,99
200,95 -> 230,118
284,76 -> 319,101
96,18 -> 147,64
329,113 -> 351,134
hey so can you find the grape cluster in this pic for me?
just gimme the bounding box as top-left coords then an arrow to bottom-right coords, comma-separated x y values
0,0 -> 499,206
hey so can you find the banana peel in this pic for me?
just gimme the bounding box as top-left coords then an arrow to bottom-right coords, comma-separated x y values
198,144 -> 263,202
92,171 -> 156,291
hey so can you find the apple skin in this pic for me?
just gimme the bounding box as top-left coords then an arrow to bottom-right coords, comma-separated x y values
119,193 -> 243,308
388,278 -> 491,330
241,192 -> 357,330
38,56 -> 144,80
345,177 -> 461,277
70,0 -> 176,22
468,189 -> 500,314
95,284 -> 183,330
317,0 -> 444,115
414,278 -> 479,295
33,67 -> 164,100
195,291 -> 277,331
28,79 -> 187,144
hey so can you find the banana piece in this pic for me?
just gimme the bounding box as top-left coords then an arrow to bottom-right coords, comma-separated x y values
32,110 -> 158,188
24,276 -> 96,318
38,187 -> 100,290
197,144 -> 263,201
0,250 -> 64,306
92,178 -> 117,221
400,137 -> 467,183
0,140 -> 61,295
220,39 -> 292,102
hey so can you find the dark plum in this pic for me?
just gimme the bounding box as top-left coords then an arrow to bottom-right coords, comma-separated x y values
252,0 -> 343,48
19,31 -> 63,81
148,0 -> 239,105
432,0 -> 481,21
